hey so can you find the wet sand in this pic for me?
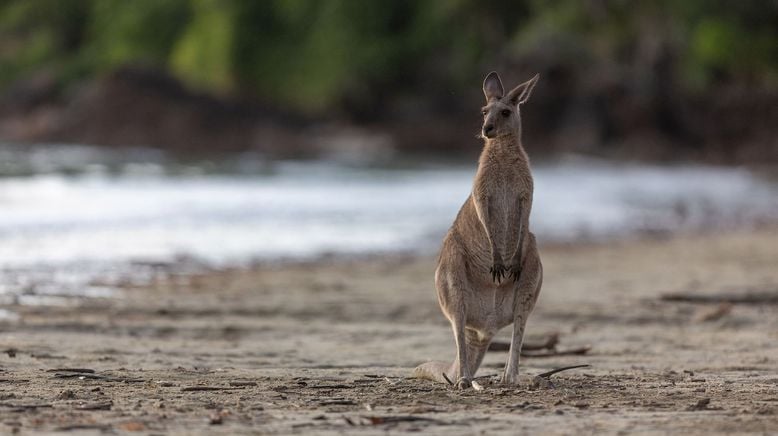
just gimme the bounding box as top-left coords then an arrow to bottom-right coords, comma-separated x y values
1,227 -> 777,434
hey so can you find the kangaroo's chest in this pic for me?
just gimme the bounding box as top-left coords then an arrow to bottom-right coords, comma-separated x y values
494,179 -> 519,213
488,170 -> 524,226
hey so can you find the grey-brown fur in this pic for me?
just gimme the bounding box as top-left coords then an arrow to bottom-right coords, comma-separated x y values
413,72 -> 542,388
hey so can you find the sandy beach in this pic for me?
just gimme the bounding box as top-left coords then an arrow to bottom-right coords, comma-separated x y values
1,227 -> 777,434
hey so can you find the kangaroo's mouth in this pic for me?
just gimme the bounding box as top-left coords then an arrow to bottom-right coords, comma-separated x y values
481,127 -> 499,139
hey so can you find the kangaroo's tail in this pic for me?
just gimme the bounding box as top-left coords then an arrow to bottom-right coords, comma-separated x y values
412,361 -> 454,384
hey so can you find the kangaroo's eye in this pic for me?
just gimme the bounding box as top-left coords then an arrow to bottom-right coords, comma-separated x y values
501,109 -> 511,117
481,110 -> 488,116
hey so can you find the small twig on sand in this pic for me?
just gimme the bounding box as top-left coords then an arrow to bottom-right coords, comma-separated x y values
51,372 -> 144,383
441,373 -> 453,385
181,386 -> 242,392
113,377 -> 146,383
308,384 -> 352,390
30,353 -> 67,359
320,399 -> 357,406
537,364 -> 590,379
362,415 -> 445,425
661,290 -> 778,305
522,346 -> 591,358
55,424 -> 112,432
0,402 -> 54,410
53,373 -> 106,380
46,368 -> 96,374
694,302 -> 733,322
77,401 -> 113,410
687,398 -> 712,411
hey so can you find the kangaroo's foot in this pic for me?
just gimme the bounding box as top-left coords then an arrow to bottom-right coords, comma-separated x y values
499,372 -> 519,385
455,377 -> 472,390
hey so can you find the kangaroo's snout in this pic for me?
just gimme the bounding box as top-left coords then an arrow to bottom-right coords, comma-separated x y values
482,124 -> 495,138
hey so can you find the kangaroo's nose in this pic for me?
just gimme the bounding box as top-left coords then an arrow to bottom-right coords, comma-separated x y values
483,124 -> 495,137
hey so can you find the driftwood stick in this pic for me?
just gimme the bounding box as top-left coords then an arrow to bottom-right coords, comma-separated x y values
55,424 -> 112,432
229,381 -> 257,387
660,290 -> 778,305
319,399 -> 357,406
180,386 -> 242,392
537,364 -> 590,379
46,368 -> 96,374
522,346 -> 591,358
53,373 -> 106,380
77,401 -> 113,410
364,415 -> 444,425
307,384 -> 351,390
51,372 -> 144,383
0,402 -> 54,409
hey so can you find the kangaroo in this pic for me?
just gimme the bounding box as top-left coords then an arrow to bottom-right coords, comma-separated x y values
413,72 -> 542,389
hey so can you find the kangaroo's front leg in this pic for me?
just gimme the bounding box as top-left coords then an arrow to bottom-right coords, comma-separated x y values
508,196 -> 530,282
472,193 -> 506,283
501,298 -> 530,385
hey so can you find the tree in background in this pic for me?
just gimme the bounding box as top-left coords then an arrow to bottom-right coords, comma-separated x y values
0,0 -> 776,162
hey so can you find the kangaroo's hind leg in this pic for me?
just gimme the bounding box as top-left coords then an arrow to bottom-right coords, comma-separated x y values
463,328 -> 492,381
412,329 -> 490,387
411,266 -> 461,385
413,254 -> 479,389
441,267 -> 476,389
501,235 -> 543,385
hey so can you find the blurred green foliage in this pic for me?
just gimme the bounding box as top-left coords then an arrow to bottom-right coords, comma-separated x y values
0,0 -> 776,112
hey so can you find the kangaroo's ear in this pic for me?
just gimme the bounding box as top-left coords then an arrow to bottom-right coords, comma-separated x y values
506,73 -> 539,106
483,71 -> 504,101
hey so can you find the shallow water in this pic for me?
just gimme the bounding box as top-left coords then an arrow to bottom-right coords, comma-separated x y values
0,145 -> 776,304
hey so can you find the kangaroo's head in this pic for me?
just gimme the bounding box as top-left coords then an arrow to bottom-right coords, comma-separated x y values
481,71 -> 539,140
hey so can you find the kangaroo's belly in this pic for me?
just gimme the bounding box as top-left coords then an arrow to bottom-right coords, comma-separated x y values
463,283 -> 518,334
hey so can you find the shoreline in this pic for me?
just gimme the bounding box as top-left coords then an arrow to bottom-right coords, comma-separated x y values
2,222 -> 776,313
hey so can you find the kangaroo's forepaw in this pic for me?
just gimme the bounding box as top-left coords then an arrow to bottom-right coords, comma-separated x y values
509,265 -> 522,282
455,377 -> 472,390
489,263 -> 507,283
